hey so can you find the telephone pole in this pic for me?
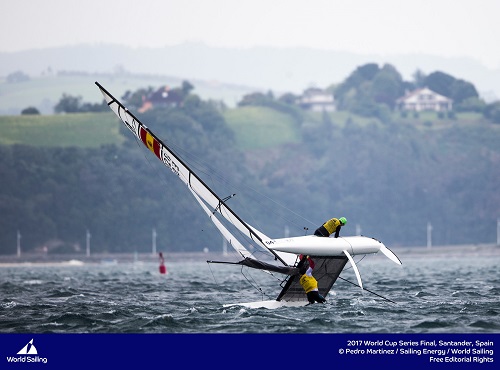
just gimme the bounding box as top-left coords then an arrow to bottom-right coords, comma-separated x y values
427,222 -> 433,249
497,218 -> 500,246
17,230 -> 21,257
356,224 -> 361,236
152,228 -> 157,255
86,229 -> 91,257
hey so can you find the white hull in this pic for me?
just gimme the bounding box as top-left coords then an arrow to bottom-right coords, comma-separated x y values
265,235 -> 383,256
266,235 -> 402,266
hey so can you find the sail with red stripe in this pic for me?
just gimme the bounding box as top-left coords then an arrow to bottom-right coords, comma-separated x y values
95,81 -> 292,265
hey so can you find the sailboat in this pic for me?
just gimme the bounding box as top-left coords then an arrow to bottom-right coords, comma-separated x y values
96,82 -> 402,309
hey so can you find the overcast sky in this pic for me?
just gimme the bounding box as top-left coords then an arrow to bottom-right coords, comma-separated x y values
1,0 -> 499,69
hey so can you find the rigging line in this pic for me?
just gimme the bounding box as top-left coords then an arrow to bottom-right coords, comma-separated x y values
161,135 -> 317,231
206,260 -> 287,283
217,202 -> 272,258
132,131 -> 246,255
172,157 -> 310,237
140,122 -> 309,237
337,276 -> 397,305
240,266 -> 274,300
212,194 -> 236,215
229,182 -> 316,232
207,261 -> 219,286
206,262 -> 226,307
343,254 -> 366,271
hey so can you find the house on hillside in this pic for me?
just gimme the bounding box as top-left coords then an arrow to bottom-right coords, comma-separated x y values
396,87 -> 453,112
139,86 -> 184,113
297,88 -> 336,112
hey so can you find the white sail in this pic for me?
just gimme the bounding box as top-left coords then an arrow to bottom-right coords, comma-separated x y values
188,186 -> 252,259
96,82 -> 288,265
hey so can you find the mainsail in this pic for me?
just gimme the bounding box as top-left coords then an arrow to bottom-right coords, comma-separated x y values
95,82 -> 291,266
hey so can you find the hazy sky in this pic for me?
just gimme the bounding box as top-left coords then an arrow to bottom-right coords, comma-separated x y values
1,0 -> 499,69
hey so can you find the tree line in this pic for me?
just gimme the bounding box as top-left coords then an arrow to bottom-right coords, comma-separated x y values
33,63 -> 500,124
238,63 -> 500,124
2,65 -> 499,254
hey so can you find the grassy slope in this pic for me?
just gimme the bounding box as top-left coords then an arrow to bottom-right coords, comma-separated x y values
0,113 -> 125,148
0,106 -> 300,152
0,108 -> 490,150
223,106 -> 300,149
0,74 -> 255,114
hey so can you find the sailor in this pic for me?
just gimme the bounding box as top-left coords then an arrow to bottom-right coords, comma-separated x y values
298,255 -> 326,304
314,217 -> 347,238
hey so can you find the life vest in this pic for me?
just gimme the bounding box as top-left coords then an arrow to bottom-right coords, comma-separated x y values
299,274 -> 318,293
323,218 -> 341,235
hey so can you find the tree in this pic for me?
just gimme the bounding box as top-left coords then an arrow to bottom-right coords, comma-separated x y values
278,92 -> 299,105
370,64 -> 404,109
335,63 -> 380,103
335,63 -> 404,117
484,101 -> 500,124
53,94 -> 109,113
450,79 -> 479,105
80,100 -> 108,112
6,70 -> 30,83
181,80 -> 194,98
122,87 -> 154,109
21,107 -> 40,115
425,71 -> 455,97
238,92 -> 270,106
425,71 -> 478,105
412,69 -> 427,88
54,94 -> 82,113
455,97 -> 486,113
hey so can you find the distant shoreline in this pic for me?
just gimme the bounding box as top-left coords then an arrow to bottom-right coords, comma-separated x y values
0,243 -> 498,267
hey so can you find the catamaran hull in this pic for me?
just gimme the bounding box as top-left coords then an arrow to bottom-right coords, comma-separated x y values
265,235 -> 383,256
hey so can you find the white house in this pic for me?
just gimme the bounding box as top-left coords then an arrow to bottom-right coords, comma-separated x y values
297,88 -> 336,112
396,87 -> 453,112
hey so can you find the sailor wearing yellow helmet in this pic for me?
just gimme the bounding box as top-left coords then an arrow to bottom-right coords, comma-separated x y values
314,217 -> 347,238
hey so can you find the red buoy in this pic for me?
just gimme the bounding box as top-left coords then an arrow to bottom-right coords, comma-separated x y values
159,252 -> 167,274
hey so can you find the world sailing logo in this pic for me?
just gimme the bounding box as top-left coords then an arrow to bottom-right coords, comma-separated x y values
6,338 -> 48,364
17,338 -> 37,354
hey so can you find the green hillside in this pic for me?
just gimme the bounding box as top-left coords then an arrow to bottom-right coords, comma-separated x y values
223,106 -> 300,149
0,102 -> 499,253
0,113 -> 124,147
0,74 -> 254,115
0,108 -> 489,150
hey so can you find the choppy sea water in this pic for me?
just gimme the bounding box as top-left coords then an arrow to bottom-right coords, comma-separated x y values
1,253 -> 499,334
